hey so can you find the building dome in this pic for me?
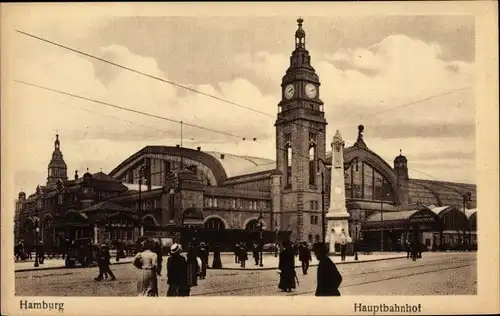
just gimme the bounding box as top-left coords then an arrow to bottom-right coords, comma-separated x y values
394,149 -> 407,164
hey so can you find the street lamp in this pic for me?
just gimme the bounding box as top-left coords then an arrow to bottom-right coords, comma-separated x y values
34,220 -> 40,267
274,225 -> 279,257
316,158 -> 328,243
354,222 -> 360,260
257,213 -> 264,267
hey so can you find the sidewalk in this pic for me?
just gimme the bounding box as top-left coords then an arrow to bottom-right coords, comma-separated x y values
15,251 -> 407,272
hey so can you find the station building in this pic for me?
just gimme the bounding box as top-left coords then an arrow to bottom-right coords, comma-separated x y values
14,19 -> 477,251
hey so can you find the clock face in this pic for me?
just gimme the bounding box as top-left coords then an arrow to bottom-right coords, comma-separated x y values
284,84 -> 295,99
305,83 -> 317,98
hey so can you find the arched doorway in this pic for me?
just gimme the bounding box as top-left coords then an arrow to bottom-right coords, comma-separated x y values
204,217 -> 226,230
142,215 -> 158,228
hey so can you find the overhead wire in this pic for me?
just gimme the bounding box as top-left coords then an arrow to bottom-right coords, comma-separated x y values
15,30 -> 474,192
16,29 -> 473,143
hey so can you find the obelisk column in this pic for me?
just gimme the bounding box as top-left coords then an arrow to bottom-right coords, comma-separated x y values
326,130 -> 352,255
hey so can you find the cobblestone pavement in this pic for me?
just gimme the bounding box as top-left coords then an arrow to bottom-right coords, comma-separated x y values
15,252 -> 476,296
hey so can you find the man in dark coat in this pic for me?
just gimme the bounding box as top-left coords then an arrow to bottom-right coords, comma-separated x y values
94,245 -> 116,281
278,240 -> 296,292
313,242 -> 342,296
166,243 -> 190,296
298,242 -> 312,275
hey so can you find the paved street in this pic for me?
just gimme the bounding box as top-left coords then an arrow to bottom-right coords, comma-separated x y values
15,252 -> 476,296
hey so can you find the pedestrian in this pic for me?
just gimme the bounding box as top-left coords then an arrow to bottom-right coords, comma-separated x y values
406,240 -> 411,259
299,242 -> 312,275
234,243 -> 240,263
238,243 -> 248,268
133,240 -> 158,296
36,241 -> 45,264
154,241 -> 163,276
94,244 -> 116,281
166,243 -> 190,296
313,242 -> 342,296
411,241 -> 418,261
339,231 -> 347,262
212,244 -> 222,269
186,242 -> 198,288
278,240 -> 296,292
252,243 -> 260,266
198,242 -> 209,279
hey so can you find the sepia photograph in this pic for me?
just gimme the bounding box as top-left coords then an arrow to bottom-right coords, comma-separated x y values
1,2 -> 498,315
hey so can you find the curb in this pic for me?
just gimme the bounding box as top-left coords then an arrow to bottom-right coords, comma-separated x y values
208,256 -> 407,271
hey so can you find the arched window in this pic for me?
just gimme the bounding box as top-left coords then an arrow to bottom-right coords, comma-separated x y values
309,144 -> 316,186
245,219 -> 259,231
286,145 -> 292,188
143,216 -> 157,227
204,218 -> 226,230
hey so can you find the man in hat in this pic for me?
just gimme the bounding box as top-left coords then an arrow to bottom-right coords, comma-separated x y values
313,242 -> 342,296
167,243 -> 190,296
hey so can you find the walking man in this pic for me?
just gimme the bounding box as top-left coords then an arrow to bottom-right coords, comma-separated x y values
298,242 -> 311,275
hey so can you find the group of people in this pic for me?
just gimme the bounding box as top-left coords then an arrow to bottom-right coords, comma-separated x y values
277,240 -> 343,296
405,240 -> 424,261
131,239 -> 222,297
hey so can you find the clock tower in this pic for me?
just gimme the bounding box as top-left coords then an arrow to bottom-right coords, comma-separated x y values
275,18 -> 327,242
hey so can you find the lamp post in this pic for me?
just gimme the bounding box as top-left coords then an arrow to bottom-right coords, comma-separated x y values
354,222 -> 359,260
34,220 -> 40,267
257,213 -> 264,267
316,158 -> 328,243
274,225 -> 279,257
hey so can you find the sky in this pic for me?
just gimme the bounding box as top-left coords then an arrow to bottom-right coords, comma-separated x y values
3,7 -> 476,195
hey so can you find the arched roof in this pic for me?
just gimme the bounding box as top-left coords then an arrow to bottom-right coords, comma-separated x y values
204,151 -> 275,178
109,146 -> 275,185
409,179 -> 476,208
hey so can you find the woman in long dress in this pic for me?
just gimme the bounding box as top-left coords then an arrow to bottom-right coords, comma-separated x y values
278,240 -> 296,292
133,240 -> 158,296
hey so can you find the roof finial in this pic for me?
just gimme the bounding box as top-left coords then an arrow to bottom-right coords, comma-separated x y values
400,149 -> 402,156
295,17 -> 306,48
87,168 -> 89,172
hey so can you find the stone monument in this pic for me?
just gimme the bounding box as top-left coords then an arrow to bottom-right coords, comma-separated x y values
326,130 -> 352,255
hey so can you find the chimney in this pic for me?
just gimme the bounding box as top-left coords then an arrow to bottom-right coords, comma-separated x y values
176,144 -> 180,148
197,147 -> 201,151
220,154 -> 225,159
74,170 -> 79,180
